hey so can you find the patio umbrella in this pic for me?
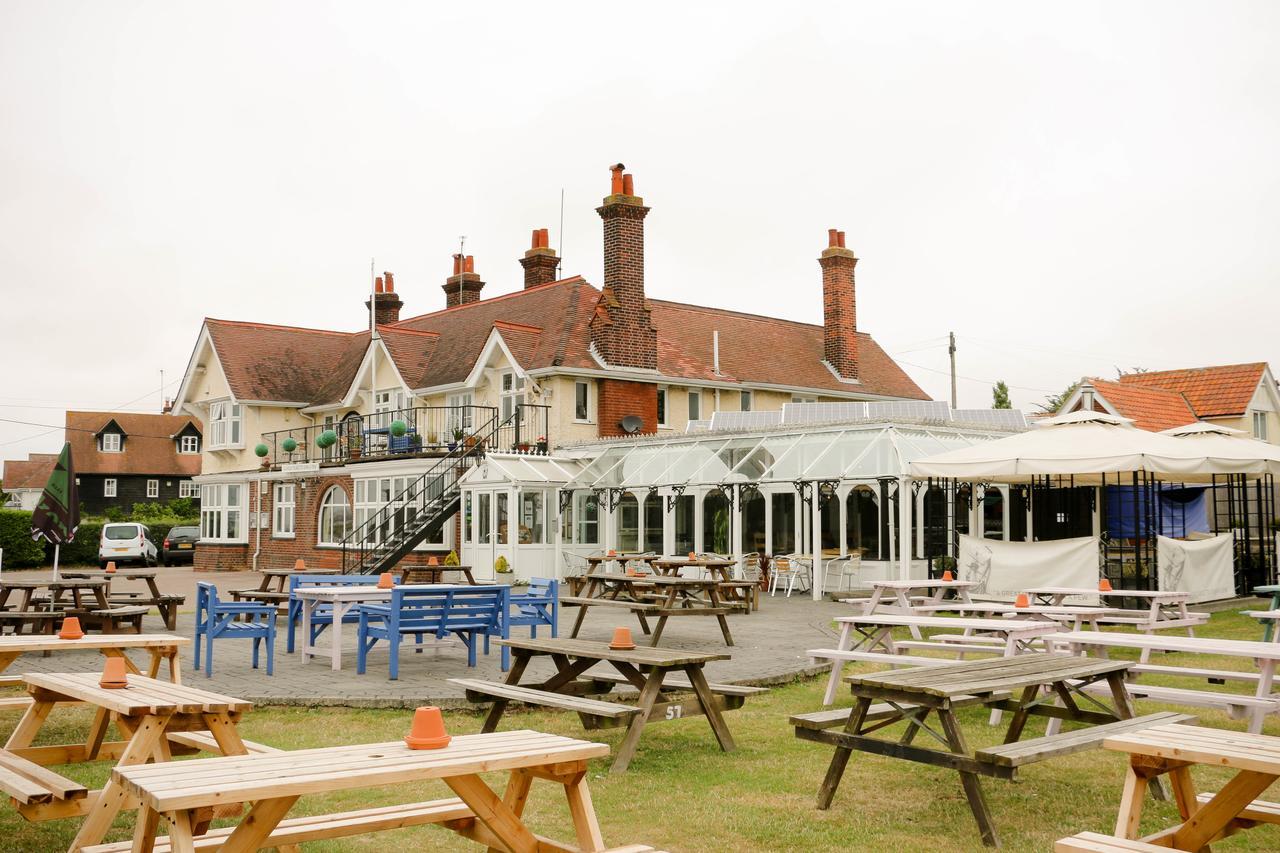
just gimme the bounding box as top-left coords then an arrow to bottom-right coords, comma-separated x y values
1159,422 -> 1280,477
30,443 -> 79,581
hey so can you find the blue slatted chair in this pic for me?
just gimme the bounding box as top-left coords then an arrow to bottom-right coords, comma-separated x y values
193,582 -> 277,677
356,585 -> 510,680
509,578 -> 558,639
286,573 -> 389,653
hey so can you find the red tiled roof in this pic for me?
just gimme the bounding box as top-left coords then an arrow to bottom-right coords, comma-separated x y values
1116,363 -> 1268,418
1,453 -> 58,491
1084,378 -> 1198,432
206,319 -> 368,404
66,412 -> 203,476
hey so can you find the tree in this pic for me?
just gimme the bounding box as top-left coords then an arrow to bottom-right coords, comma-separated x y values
1039,380 -> 1080,414
991,381 -> 1012,410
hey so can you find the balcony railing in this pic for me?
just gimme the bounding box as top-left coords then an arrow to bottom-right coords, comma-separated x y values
259,403 -> 552,467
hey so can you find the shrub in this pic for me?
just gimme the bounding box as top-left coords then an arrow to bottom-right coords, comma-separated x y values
60,520 -> 103,565
0,510 -> 45,568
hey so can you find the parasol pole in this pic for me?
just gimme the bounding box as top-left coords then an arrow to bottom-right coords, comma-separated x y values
52,543 -> 60,582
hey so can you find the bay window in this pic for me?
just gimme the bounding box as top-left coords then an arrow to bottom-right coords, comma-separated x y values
201,483 -> 244,542
209,401 -> 243,449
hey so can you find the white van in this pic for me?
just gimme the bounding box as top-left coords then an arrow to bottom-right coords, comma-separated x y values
98,522 -> 158,568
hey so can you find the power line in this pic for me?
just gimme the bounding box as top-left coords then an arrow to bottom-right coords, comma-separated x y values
894,358 -> 1054,394
0,377 -> 185,449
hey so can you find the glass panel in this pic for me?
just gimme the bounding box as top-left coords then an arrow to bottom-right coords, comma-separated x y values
846,487 -> 879,557
740,491 -> 765,555
642,492 -> 663,553
479,493 -> 491,544
464,493 -> 473,543
820,494 -> 840,553
616,494 -> 639,552
983,488 -> 1004,540
519,491 -> 543,545
771,492 -> 796,553
496,493 -> 509,545
575,492 -> 599,544
674,494 -> 695,554
702,491 -> 730,553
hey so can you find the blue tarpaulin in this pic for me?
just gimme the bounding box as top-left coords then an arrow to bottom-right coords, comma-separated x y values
1105,486 -> 1210,539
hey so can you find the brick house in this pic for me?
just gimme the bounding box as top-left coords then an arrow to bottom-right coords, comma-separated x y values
170,164 -> 928,573
1,453 -> 58,510
64,411 -> 204,516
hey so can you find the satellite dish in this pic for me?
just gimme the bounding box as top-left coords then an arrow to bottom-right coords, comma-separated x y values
619,415 -> 644,434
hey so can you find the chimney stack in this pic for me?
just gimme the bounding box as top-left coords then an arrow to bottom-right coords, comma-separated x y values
519,227 -> 559,288
366,270 -> 404,325
589,163 -> 657,369
819,229 -> 859,380
443,254 -> 484,308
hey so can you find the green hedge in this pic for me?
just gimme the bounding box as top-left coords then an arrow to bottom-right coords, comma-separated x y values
0,510 -> 45,568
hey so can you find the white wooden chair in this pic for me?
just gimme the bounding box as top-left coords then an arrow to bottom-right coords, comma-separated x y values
823,553 -> 862,593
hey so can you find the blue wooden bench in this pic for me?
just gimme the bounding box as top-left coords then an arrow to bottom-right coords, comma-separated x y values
193,582 -> 277,677
509,578 -> 558,639
286,573 -> 391,653
355,585 -> 511,679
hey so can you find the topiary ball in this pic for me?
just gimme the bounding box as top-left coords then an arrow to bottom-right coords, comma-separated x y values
317,430 -> 337,449
389,419 -> 408,438
282,437 -> 298,453
254,443 -> 270,458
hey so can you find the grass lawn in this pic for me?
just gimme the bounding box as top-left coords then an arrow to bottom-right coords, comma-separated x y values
3,610 -> 1280,851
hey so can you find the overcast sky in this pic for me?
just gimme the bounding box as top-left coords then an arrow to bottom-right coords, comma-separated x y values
3,1 -> 1278,463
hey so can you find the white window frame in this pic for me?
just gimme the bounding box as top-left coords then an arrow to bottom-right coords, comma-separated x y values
179,435 -> 200,454
317,486 -> 351,546
354,477 -> 450,550
447,392 -> 474,435
657,386 -> 669,428
792,395 -> 817,404
273,483 -> 296,538
687,388 -> 701,422
178,481 -> 199,498
100,433 -> 122,453
574,380 -> 591,423
146,479 -> 159,499
1253,411 -> 1269,441
200,483 -> 245,542
104,478 -> 117,498
500,371 -> 525,421
208,401 -> 244,450
740,390 -> 753,412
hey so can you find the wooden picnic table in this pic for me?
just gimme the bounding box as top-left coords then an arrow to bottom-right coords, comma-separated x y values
1243,608 -> 1280,644
584,553 -> 658,571
1025,587 -> 1207,642
1098,722 -> 1280,849
817,613 -> 1061,705
60,569 -> 184,630
0,634 -> 187,705
801,653 -> 1145,848
231,566 -> 341,606
399,564 -> 479,584
1046,629 -> 1280,733
3,672 -> 255,848
454,636 -> 752,774
1252,583 -> 1280,640
566,572 -> 737,646
111,729 -> 627,852
650,557 -> 758,612
0,579 -> 114,636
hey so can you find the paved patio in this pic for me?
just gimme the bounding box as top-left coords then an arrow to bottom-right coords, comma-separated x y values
5,568 -> 845,707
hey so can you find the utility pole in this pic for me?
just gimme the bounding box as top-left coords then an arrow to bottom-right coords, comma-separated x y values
948,331 -> 957,409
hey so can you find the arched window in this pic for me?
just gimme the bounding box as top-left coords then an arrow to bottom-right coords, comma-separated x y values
642,492 -> 663,552
846,487 -> 878,557
703,491 -> 730,554
318,487 -> 351,546
983,487 -> 1005,540
616,494 -> 639,552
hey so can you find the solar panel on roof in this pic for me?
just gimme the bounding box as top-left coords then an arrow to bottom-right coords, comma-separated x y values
708,411 -> 783,431
952,409 -> 1028,428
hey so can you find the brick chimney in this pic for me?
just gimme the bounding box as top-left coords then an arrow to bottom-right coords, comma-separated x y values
819,229 -> 859,380
589,163 -> 657,369
519,228 -> 559,288
365,271 -> 404,325
443,254 -> 484,308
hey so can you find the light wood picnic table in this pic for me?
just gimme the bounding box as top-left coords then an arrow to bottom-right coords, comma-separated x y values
231,566 -> 342,606
1100,722 -> 1280,849
1047,630 -> 1280,733
805,653 -> 1141,848
60,569 -> 183,631
856,578 -> 979,639
1025,587 -> 1206,642
0,634 -> 187,701
567,573 -> 736,646
475,636 -> 738,773
819,613 -> 1061,705
112,729 -> 620,852
5,672 -> 254,846
399,564 -> 479,584
584,553 -> 658,571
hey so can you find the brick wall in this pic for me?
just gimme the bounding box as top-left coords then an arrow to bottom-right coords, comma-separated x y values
819,236 -> 859,380
597,379 -> 658,437
589,169 -> 658,369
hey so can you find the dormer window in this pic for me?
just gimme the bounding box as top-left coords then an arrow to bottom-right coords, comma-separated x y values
179,435 -> 200,454
100,433 -> 122,453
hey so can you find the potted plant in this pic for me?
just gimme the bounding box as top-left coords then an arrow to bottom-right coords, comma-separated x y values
449,428 -> 464,451
535,435 -> 548,454
515,441 -> 531,453
934,555 -> 957,579
410,433 -> 424,451
348,431 -> 363,460
494,555 -> 512,574
444,550 -> 460,566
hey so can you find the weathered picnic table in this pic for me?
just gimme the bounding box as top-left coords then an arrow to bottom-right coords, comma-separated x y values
1046,629 -> 1280,733
61,569 -> 185,631
1,671 -> 261,850
0,579 -> 116,635
451,636 -> 763,773
564,573 -> 736,646
104,730 -> 653,853
848,578 -> 979,638
230,566 -> 340,607
1025,587 -> 1207,647
399,564 -> 479,584
1251,582 -> 1280,640
585,553 -> 658,571
795,653 -> 1184,848
814,613 -> 1062,705
651,556 -> 758,612
1083,722 -> 1280,850
1244,608 -> 1280,643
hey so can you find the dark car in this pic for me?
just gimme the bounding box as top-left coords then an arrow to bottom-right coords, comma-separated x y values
162,525 -> 200,566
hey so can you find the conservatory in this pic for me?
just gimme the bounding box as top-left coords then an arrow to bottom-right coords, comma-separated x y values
457,401 -> 1028,598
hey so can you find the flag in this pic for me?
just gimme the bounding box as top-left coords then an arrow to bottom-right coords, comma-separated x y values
31,443 -> 79,546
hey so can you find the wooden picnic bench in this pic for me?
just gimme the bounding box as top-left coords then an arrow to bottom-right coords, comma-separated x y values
1252,583 -> 1280,640
1046,630 -> 1280,733
0,579 -> 112,635
400,564 -> 479,584
61,569 -> 186,631
565,573 -> 737,646
452,636 -> 761,773
795,653 -> 1179,848
1086,722 -> 1280,850
230,566 -> 340,608
102,729 -> 656,853
356,584 -> 511,678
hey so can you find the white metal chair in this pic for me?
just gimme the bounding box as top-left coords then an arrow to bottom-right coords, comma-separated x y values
823,553 -> 863,593
769,554 -> 811,597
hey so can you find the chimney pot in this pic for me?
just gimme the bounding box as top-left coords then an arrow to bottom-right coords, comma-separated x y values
610,163 -> 625,194
464,255 -> 475,274
452,254 -> 462,276
837,231 -> 846,249
828,228 -> 839,248
530,229 -> 540,249
622,173 -> 634,195
384,271 -> 394,292
374,275 -> 384,294
540,227 -> 550,248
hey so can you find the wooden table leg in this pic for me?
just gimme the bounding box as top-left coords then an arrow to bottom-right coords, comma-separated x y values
167,646 -> 182,684
822,622 -> 855,706
685,665 -> 736,752
612,667 -> 666,773
85,705 -> 111,760
146,648 -> 163,678
707,586 -> 734,646
1114,761 -> 1151,839
817,696 -> 872,810
69,714 -> 169,851
161,809 -> 198,853
1166,765 -> 1200,821
1251,659 -> 1275,734
1170,769 -> 1277,851
5,699 -> 55,749
938,707 -> 999,847
446,773 -> 541,853
133,803 -> 161,853
564,770 -> 606,852
1001,684 -> 1041,744
218,794 -> 300,853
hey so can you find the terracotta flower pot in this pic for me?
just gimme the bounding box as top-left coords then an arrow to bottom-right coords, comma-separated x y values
58,617 -> 85,640
377,572 -> 395,589
609,626 -> 637,650
688,551 -> 697,561
105,562 -> 117,574
404,706 -> 451,750
941,570 -> 954,582
99,657 -> 128,689
1098,578 -> 1113,592
427,556 -> 439,566
1014,593 -> 1030,608
294,558 -> 307,571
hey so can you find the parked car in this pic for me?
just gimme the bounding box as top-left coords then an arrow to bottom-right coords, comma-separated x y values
98,522 -> 158,568
162,525 -> 200,566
